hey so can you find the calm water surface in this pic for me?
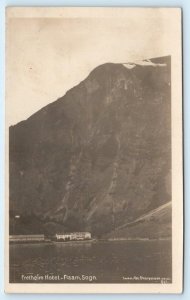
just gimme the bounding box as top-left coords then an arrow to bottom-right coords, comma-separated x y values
10,240 -> 172,283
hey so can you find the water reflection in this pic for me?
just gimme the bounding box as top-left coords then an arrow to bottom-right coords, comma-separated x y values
10,240 -> 172,283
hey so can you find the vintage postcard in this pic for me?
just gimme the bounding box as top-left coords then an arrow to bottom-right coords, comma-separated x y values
5,7 -> 183,293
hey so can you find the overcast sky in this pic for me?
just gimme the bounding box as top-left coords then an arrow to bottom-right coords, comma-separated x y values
6,8 -> 179,125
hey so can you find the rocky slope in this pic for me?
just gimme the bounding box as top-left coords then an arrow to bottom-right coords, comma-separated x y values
105,201 -> 171,239
9,56 -> 171,238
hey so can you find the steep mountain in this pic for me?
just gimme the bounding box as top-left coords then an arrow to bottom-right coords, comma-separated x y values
9,56 -> 171,238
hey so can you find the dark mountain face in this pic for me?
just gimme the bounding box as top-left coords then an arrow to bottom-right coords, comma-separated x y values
9,56 -> 171,237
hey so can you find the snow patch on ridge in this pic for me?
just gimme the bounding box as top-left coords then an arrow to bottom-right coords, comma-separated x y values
123,63 -> 136,69
123,59 -> 167,69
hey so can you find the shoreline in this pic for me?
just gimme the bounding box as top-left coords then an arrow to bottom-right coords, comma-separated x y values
9,237 -> 171,245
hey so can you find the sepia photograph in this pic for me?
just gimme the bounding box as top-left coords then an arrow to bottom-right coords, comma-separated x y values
5,7 -> 183,293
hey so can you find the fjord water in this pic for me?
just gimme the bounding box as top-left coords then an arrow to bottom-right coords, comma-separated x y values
10,240 -> 171,284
